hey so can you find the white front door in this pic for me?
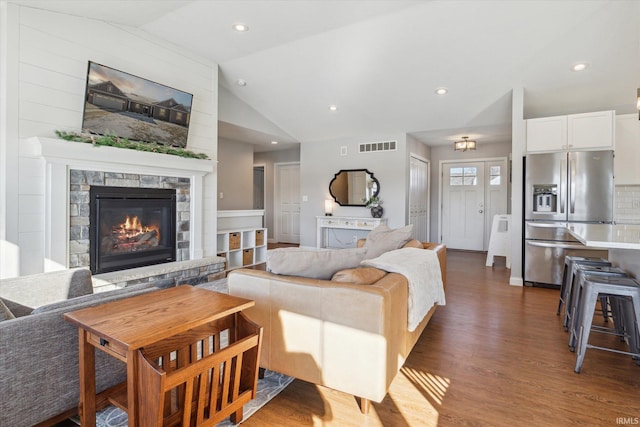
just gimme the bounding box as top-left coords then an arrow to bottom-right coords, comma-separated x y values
442,162 -> 485,250
409,155 -> 429,242
275,163 -> 300,244
483,159 -> 508,250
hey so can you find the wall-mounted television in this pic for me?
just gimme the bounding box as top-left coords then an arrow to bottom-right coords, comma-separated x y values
81,61 -> 193,148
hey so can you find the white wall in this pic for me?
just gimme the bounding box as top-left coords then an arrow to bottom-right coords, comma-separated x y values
299,133 -> 408,247
217,139 -> 254,210
510,87 -> 525,286
254,147 -> 300,240
218,85 -> 294,141
0,4 -> 218,276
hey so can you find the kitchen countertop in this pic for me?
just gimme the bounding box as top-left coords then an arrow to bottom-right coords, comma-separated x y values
567,223 -> 640,250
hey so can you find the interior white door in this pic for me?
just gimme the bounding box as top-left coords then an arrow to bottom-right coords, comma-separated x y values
275,163 -> 300,244
442,162 -> 485,250
409,156 -> 429,242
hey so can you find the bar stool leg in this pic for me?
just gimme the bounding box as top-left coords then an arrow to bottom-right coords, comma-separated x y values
575,286 -> 599,373
600,296 -> 609,322
558,263 -> 570,315
631,297 -> 640,364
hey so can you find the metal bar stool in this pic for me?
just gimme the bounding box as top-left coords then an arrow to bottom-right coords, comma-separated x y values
567,265 -> 628,349
560,257 -> 611,327
558,256 -> 610,317
574,275 -> 640,373
562,260 -> 614,332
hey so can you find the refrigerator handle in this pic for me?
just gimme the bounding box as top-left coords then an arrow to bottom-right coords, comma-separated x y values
527,241 -> 607,250
569,154 -> 576,214
560,156 -> 566,214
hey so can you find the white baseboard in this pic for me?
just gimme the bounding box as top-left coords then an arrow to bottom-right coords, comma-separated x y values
509,276 -> 524,286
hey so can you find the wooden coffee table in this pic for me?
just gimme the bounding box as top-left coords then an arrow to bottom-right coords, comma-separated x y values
64,285 -> 255,427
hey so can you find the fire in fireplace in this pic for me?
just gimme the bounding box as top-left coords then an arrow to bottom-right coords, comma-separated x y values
90,186 -> 177,274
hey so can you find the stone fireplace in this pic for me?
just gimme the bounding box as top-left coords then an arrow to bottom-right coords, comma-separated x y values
28,137 -> 214,275
69,171 -> 190,273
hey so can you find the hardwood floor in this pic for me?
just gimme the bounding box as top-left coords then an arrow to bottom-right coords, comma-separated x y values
242,250 -> 640,426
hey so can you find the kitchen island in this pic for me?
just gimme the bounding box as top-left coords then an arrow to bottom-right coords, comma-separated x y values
567,223 -> 640,277
567,223 -> 640,250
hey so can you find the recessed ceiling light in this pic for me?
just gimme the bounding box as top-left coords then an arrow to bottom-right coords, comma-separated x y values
571,62 -> 589,72
232,23 -> 249,32
236,79 -> 247,86
435,87 -> 448,95
328,105 -> 338,112
271,141 -> 278,145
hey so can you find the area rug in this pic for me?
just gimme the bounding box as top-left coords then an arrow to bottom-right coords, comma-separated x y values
74,278 -> 293,426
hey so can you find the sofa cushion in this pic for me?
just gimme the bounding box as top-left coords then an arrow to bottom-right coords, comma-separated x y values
31,282 -> 156,314
363,224 -> 414,259
267,247 -> 367,280
0,299 -> 14,321
331,267 -> 387,286
0,268 -> 94,317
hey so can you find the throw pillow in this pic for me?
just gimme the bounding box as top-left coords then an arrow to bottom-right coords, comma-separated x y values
0,298 -> 15,321
331,267 -> 387,286
363,224 -> 414,259
403,239 -> 424,249
267,247 -> 367,280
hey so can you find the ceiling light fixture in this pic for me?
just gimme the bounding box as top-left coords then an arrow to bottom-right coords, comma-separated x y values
232,23 -> 249,32
271,141 -> 278,145
571,62 -> 589,72
435,87 -> 448,95
236,79 -> 247,86
328,105 -> 338,112
454,136 -> 477,152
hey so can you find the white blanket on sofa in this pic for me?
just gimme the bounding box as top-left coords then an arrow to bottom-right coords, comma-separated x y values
361,247 -> 445,331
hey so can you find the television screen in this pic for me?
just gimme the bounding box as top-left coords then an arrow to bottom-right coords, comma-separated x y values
81,61 -> 193,148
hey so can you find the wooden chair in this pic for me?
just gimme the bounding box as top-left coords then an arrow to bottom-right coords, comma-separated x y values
136,313 -> 262,426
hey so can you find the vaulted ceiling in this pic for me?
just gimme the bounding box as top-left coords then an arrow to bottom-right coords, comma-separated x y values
10,0 -> 640,150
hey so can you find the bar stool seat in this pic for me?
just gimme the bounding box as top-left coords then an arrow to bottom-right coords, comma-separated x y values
559,256 -> 610,329
574,275 -> 640,373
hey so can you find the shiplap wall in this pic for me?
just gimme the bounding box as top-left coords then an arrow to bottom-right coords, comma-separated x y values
2,5 -> 218,276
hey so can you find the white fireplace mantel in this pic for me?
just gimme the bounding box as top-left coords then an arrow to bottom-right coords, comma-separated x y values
26,137 -> 215,270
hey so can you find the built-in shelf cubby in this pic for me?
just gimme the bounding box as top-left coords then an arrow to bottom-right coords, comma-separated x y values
217,227 -> 268,270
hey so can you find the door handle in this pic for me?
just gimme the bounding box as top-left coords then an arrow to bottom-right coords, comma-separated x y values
569,154 -> 576,214
560,157 -> 566,214
479,210 -> 484,213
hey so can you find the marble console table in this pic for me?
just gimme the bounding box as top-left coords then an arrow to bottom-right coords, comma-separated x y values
316,216 -> 387,249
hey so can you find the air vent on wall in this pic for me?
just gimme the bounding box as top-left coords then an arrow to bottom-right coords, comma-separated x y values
358,140 -> 397,153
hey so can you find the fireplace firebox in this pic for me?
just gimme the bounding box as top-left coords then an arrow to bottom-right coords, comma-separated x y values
90,186 -> 177,274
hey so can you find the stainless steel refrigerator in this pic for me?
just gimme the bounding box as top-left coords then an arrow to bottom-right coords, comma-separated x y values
524,150 -> 613,287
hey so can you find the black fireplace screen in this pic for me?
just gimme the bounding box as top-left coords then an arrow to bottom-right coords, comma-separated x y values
90,186 -> 176,274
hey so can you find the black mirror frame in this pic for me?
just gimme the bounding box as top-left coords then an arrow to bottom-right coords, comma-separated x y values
328,168 -> 380,207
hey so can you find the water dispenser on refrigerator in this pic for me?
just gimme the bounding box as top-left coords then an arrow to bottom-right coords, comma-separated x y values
532,185 -> 557,213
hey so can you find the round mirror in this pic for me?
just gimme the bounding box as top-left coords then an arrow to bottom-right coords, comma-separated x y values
329,169 -> 380,206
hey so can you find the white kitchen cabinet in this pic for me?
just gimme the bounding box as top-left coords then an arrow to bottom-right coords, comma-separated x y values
567,110 -> 615,150
614,114 -> 640,184
526,115 -> 567,152
216,227 -> 267,270
526,110 -> 615,152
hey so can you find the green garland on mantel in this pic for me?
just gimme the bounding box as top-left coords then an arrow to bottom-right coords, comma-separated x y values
55,130 -> 210,160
